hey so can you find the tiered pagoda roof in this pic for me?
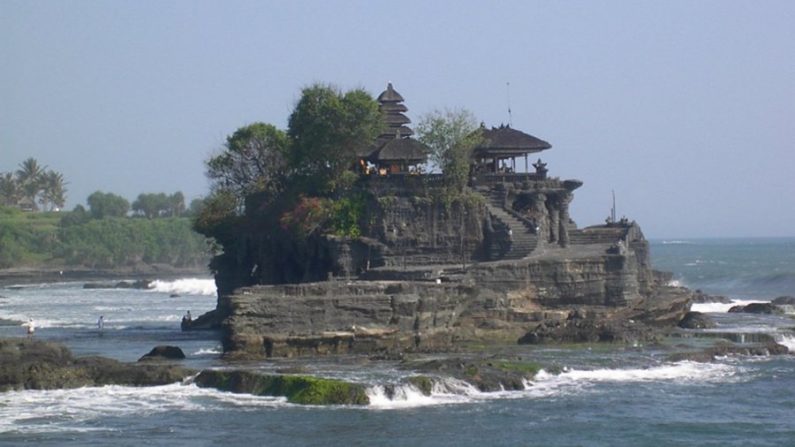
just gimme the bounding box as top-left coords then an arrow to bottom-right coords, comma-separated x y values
366,83 -> 428,165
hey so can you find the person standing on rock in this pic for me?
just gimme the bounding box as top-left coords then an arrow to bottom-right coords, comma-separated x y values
97,315 -> 105,334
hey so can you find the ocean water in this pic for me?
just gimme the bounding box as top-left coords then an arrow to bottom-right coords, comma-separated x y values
1,239 -> 794,446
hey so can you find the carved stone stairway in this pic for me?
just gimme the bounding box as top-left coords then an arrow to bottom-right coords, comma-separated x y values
480,189 -> 538,260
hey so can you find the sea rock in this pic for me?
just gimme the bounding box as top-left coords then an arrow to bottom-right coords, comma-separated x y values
692,290 -> 732,304
193,369 -> 369,405
668,341 -> 789,362
727,302 -> 784,314
771,296 -> 795,305
138,345 -> 186,361
0,338 -> 191,392
403,356 -> 541,392
677,311 -> 716,329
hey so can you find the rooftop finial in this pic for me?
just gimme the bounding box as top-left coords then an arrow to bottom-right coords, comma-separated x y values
506,81 -> 513,127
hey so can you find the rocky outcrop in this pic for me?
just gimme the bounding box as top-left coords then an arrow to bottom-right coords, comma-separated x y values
402,356 -> 542,392
678,311 -> 716,329
193,369 -> 369,405
221,281 -> 478,359
728,302 -> 785,314
668,341 -> 789,362
138,345 -> 186,361
219,257 -> 692,359
199,167 -> 689,358
517,285 -> 692,344
0,338 -> 191,392
771,296 -> 795,305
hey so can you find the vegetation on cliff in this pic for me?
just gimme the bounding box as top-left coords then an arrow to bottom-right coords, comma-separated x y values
194,83 -> 487,289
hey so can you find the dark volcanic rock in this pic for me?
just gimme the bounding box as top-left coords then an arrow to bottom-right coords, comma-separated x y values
518,317 -> 655,345
0,338 -> 191,392
772,296 -> 795,305
677,311 -> 716,329
403,356 -> 541,392
692,291 -> 732,304
668,341 -> 789,362
138,345 -> 186,362
194,369 -> 369,405
728,302 -> 784,314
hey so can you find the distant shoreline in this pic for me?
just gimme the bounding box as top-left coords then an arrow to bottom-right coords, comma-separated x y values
0,266 -> 212,287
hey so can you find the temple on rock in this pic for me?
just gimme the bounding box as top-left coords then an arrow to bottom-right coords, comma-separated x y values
191,82 -> 684,360
355,82 -> 615,265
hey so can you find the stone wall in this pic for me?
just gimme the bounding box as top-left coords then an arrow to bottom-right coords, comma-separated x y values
370,196 -> 488,267
221,281 -> 478,358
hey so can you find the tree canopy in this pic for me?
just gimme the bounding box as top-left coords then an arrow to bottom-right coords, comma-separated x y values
132,192 -> 185,218
206,122 -> 289,203
287,84 -> 382,194
87,191 -> 130,219
0,158 -> 67,211
416,108 -> 481,194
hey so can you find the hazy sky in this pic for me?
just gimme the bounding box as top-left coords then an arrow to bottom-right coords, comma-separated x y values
2,1 -> 793,238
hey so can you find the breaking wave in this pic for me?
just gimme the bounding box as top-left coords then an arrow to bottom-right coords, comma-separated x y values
660,240 -> 696,245
364,361 -> 739,409
0,383 -> 285,434
535,361 -> 737,384
690,299 -> 762,313
149,278 -> 216,296
775,334 -> 795,352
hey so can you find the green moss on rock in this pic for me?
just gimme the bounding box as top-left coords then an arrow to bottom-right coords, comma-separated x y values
406,375 -> 434,396
493,361 -> 542,376
194,369 -> 369,405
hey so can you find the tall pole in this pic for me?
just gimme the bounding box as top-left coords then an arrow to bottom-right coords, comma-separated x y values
611,190 -> 616,223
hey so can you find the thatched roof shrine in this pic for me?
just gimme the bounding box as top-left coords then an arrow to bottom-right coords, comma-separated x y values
473,124 -> 551,158
372,137 -> 427,164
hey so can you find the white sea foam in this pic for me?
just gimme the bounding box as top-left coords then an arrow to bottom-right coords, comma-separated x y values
150,278 -> 216,296
366,377 -> 485,409
0,383 -> 285,434
691,299 -> 762,314
775,334 -> 795,352
366,361 -> 739,410
192,347 -> 223,355
534,361 -> 737,384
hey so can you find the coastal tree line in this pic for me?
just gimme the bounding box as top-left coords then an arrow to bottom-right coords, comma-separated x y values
0,189 -> 209,269
0,158 -> 67,212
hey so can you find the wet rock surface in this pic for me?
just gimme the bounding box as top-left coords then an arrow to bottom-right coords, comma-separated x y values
668,341 -> 789,362
728,302 -> 785,314
138,345 -> 186,361
193,369 -> 369,405
0,338 -> 192,392
677,311 -> 716,329
402,356 -> 542,392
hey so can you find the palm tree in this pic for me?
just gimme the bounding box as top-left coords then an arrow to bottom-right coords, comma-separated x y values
0,173 -> 20,206
39,170 -> 67,211
15,158 -> 45,211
